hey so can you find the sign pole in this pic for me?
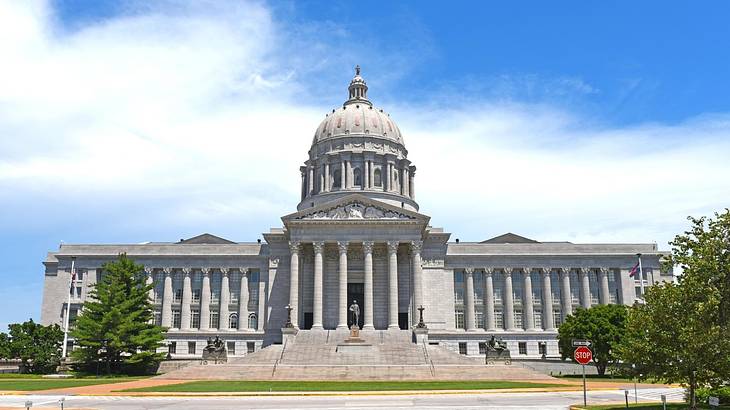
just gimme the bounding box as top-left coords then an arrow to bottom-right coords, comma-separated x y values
582,363 -> 587,407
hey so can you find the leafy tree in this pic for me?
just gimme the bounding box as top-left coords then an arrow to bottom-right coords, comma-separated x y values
5,319 -> 63,374
0,332 -> 9,359
71,254 -> 166,375
616,210 -> 730,410
557,304 -> 628,375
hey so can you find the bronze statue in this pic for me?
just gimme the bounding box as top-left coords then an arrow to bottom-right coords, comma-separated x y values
349,300 -> 360,328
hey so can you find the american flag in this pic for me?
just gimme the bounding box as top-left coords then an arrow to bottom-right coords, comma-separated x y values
628,261 -> 640,277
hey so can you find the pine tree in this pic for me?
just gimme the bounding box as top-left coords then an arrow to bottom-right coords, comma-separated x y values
71,254 -> 166,374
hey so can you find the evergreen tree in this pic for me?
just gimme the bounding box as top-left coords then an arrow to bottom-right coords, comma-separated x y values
5,319 -> 63,374
616,210 -> 730,409
71,254 -> 166,374
557,304 -> 628,375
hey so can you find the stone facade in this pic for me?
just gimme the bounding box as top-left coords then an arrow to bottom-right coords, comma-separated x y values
40,68 -> 673,359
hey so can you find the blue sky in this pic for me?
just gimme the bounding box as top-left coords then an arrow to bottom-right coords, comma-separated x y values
1,0 -> 729,331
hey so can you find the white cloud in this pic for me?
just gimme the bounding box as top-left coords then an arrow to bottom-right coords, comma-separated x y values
0,0 -> 729,253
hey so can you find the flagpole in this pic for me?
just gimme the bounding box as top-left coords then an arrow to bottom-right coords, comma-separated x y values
61,256 -> 75,359
636,253 -> 645,300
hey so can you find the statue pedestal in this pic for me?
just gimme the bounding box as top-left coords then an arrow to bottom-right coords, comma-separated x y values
281,327 -> 298,345
412,327 -> 429,344
344,325 -> 365,343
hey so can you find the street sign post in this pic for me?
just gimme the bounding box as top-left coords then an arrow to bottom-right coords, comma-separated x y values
574,346 -> 593,407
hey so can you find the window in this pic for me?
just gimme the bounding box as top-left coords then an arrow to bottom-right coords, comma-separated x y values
553,308 -> 562,327
495,308 -> 504,329
210,311 -> 219,329
227,341 -> 236,355
188,341 -> 196,355
635,287 -> 643,298
229,313 -> 238,330
454,309 -> 464,329
332,169 -> 342,189
373,168 -> 382,187
478,342 -> 487,355
191,310 -> 200,329
169,341 -> 177,355
518,342 -> 527,355
475,308 -> 485,329
248,313 -> 258,330
454,271 -> 464,303
172,310 -> 181,328
534,309 -> 542,329
69,307 -> 79,327
154,311 -> 162,326
539,342 -> 547,356
458,342 -> 467,355
353,167 -> 362,187
192,289 -> 201,303
76,270 -> 84,281
514,308 -> 523,329
247,342 -> 255,354
174,289 -> 183,303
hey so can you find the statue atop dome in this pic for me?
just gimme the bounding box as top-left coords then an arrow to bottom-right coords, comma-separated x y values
347,64 -> 369,106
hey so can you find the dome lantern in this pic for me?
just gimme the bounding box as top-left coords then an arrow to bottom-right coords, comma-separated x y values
345,65 -> 371,106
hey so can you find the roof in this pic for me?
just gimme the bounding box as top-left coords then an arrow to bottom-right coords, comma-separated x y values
178,233 -> 236,244
481,233 -> 539,244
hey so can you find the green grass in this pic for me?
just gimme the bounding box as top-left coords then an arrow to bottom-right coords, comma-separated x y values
123,380 -> 563,393
0,377 -> 145,391
575,403 -> 730,410
558,375 -> 661,384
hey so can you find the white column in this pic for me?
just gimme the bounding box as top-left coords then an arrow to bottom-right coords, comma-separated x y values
144,267 -> 154,302
464,268 -> 477,331
308,167 -> 314,196
580,268 -> 591,309
599,268 -> 611,305
239,269 -> 249,331
363,241 -> 375,330
161,268 -> 173,328
200,268 -> 211,330
181,268 -> 192,330
387,241 -> 399,329
411,240 -> 423,326
522,268 -> 538,331
220,268 -> 230,330
484,268 -> 496,331
403,168 -> 409,197
345,160 -> 352,189
337,241 -> 349,329
312,241 -> 324,329
542,268 -> 556,331
503,268 -> 516,331
409,169 -> 415,198
257,273 -> 265,331
384,162 -> 390,192
364,161 -> 369,189
561,268 -> 573,318
368,161 -> 374,189
324,163 -> 330,192
340,161 -> 346,189
289,242 -> 300,328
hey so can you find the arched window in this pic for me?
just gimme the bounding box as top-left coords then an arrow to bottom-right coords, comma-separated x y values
229,313 -> 238,330
332,169 -> 341,189
248,313 -> 258,330
373,168 -> 382,187
353,168 -> 362,187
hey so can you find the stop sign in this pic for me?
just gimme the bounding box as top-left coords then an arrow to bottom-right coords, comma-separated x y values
574,346 -> 592,365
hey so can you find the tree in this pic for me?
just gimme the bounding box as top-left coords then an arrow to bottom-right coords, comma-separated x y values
0,332 -> 9,360
557,304 -> 628,375
616,210 -> 730,409
5,319 -> 63,374
71,254 -> 166,375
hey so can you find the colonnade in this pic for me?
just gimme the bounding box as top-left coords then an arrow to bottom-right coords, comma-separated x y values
288,240 -> 423,330
301,157 -> 415,200
146,267 -> 260,331
461,267 -> 613,332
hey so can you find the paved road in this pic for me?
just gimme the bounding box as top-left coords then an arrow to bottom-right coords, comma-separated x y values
0,387 -> 684,409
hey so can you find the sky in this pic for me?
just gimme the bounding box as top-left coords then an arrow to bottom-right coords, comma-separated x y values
1,0 -> 729,331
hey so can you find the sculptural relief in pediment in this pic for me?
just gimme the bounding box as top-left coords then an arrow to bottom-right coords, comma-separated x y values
295,201 -> 415,221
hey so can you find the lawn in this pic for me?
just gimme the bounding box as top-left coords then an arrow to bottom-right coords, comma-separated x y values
0,377 -> 146,391
123,380 -> 563,393
573,403 -> 730,410
559,375 -> 661,384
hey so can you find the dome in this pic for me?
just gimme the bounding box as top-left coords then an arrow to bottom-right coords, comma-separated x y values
312,66 -> 404,145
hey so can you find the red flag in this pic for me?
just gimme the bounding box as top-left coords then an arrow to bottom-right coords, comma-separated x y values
628,261 -> 640,277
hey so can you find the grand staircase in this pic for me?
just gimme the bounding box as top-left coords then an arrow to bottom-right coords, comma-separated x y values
158,329 -> 553,381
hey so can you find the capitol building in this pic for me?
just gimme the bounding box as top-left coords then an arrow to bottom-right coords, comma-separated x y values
40,68 -> 672,361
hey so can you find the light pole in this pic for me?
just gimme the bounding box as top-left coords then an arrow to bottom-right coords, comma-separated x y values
61,256 -> 76,359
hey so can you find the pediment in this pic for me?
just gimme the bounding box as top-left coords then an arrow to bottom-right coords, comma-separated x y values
282,194 -> 428,224
178,233 -> 236,244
